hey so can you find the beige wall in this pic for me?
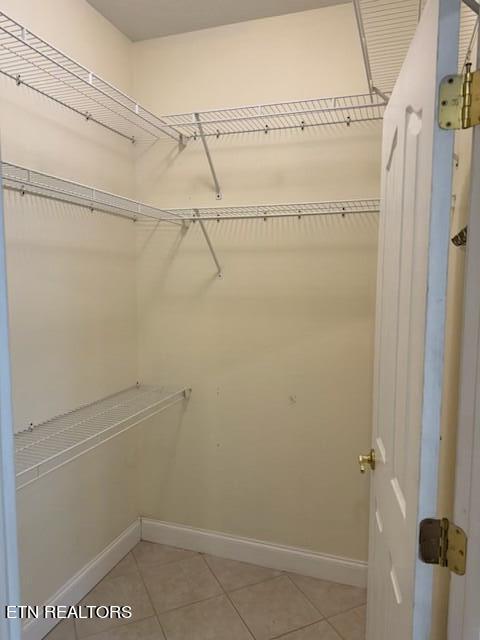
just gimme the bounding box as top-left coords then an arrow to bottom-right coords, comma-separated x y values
2,0 -> 381,611
0,0 -> 137,427
133,4 -> 381,563
18,429 -> 139,606
0,0 -> 139,607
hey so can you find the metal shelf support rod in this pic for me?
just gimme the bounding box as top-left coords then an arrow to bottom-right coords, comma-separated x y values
373,86 -> 390,103
352,0 -> 375,95
194,210 -> 222,278
194,113 -> 222,200
463,0 -> 479,14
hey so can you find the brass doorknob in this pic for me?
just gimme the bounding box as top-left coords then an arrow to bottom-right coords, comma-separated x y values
358,449 -> 376,473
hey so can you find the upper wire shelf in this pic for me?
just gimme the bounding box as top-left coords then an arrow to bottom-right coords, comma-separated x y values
1,161 -> 379,222
162,93 -> 387,138
0,11 -> 183,144
0,11 -> 387,145
15,385 -> 190,488
355,0 -> 479,94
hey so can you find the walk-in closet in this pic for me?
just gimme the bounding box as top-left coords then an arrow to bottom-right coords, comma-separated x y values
0,1 -> 478,639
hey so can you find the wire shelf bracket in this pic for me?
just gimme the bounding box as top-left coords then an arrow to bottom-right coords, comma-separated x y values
352,0 -> 375,96
194,209 -> 222,277
15,385 -> 191,489
195,113 -> 222,200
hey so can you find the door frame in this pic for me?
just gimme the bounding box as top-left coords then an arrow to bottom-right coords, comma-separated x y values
448,19 -> 480,636
0,140 -> 22,640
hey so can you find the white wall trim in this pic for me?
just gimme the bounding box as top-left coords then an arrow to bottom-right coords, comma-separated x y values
141,518 -> 367,588
22,519 -> 141,640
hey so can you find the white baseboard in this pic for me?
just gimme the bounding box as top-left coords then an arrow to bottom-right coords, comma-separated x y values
22,519 -> 141,640
141,518 -> 367,588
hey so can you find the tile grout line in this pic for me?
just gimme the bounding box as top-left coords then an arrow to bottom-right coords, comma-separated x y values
133,544 -> 199,572
131,549 -> 170,640
324,617 -> 349,640
269,618 -> 342,640
282,574 -> 326,619
151,592 -> 227,617
270,619 -> 325,639
285,573 -> 366,623
78,616 -> 159,640
134,549 -> 240,621
202,556 -> 286,595
73,558 -> 154,640
77,615 -> 154,640
327,603 -> 367,622
201,554 -> 258,640
327,604 -> 367,640
282,573 -> 325,621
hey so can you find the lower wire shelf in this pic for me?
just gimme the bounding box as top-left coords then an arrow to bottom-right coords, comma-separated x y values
15,384 -> 191,489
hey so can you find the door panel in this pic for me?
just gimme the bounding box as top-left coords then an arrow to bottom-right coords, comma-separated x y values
366,1 -> 460,638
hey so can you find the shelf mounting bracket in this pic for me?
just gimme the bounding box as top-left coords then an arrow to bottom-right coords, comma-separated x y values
194,113 -> 222,200
194,210 -> 223,278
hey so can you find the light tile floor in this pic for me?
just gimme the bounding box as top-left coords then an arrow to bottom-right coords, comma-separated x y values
46,541 -> 366,640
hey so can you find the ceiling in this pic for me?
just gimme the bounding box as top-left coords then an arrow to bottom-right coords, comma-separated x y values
87,0 -> 348,41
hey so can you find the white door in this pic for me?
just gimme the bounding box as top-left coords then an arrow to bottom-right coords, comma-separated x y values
366,1 -> 460,639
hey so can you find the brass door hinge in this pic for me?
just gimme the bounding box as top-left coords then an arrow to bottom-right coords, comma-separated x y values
419,518 -> 467,575
439,63 -> 480,130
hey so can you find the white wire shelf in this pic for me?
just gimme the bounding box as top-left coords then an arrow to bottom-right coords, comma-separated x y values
1,162 -> 185,225
459,2 -> 479,70
0,11 -> 183,144
1,161 -> 379,222
179,200 -> 380,221
0,11 -> 387,146
15,385 -> 190,489
355,0 -> 479,94
162,93 -> 387,138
